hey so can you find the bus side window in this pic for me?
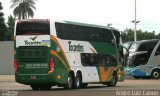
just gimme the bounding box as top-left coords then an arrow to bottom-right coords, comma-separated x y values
81,53 -> 116,66
81,53 -> 90,66
81,53 -> 97,66
155,45 -> 160,56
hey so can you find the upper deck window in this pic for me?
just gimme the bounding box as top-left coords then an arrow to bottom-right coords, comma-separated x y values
55,22 -> 113,43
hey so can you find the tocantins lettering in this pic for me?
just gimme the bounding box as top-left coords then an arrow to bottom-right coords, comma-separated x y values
68,41 -> 84,52
25,40 -> 42,45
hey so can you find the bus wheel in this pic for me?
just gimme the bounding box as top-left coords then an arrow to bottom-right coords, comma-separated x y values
75,73 -> 82,88
64,73 -> 74,89
81,83 -> 88,88
133,76 -> 140,79
151,70 -> 160,79
40,85 -> 52,90
30,85 -> 40,90
106,72 -> 117,87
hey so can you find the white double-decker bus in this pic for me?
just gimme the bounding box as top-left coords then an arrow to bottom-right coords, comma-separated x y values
14,19 -> 125,90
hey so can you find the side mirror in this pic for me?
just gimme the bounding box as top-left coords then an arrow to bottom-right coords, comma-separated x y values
130,51 -> 148,57
118,45 -> 129,57
118,44 -> 129,67
125,51 -> 129,57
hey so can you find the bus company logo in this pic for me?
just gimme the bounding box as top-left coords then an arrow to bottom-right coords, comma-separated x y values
24,40 -> 42,45
24,36 -> 42,45
68,41 -> 84,52
29,36 -> 38,41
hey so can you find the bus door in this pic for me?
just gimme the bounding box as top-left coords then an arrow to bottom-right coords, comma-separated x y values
125,51 -> 148,76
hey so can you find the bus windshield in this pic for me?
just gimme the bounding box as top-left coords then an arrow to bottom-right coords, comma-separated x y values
123,42 -> 133,49
129,42 -> 139,53
16,20 -> 50,35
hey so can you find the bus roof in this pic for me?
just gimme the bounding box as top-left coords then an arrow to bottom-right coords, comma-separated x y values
132,39 -> 159,44
16,19 -> 119,31
16,19 -> 50,22
61,20 -> 118,31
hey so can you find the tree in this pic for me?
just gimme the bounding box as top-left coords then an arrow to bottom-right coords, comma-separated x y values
10,0 -> 37,19
121,28 -> 159,42
6,15 -> 15,41
0,2 -> 6,41
156,33 -> 160,39
121,28 -> 134,42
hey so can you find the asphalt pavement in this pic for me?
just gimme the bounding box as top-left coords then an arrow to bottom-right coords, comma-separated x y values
0,75 -> 160,96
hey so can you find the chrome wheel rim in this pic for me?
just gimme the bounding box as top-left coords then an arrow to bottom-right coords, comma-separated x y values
76,77 -> 80,87
68,76 -> 72,88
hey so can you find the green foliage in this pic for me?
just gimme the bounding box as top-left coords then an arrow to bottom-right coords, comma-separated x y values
156,33 -> 160,39
122,28 -> 134,42
10,0 -> 37,19
5,15 -> 15,41
0,2 -> 6,41
121,28 -> 160,42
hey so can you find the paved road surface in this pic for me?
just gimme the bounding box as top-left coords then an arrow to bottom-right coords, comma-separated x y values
0,75 -> 160,96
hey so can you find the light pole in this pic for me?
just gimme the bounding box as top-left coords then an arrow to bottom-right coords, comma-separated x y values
132,0 -> 140,42
131,20 -> 140,41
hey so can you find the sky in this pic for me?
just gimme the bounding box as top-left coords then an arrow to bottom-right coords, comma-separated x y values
1,0 -> 160,34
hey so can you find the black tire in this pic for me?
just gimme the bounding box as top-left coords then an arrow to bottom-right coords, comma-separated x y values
81,83 -> 88,88
30,85 -> 40,90
75,73 -> 82,89
106,72 -> 117,87
151,70 -> 160,79
40,85 -> 52,90
133,76 -> 141,79
64,73 -> 74,89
